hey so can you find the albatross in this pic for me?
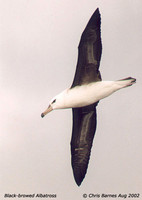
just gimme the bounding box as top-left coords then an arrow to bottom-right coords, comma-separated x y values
41,8 -> 136,186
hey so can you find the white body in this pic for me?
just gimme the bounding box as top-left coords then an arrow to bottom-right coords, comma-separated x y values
52,79 -> 134,110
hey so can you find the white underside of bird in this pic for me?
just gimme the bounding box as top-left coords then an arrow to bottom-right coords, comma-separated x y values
41,77 -> 136,116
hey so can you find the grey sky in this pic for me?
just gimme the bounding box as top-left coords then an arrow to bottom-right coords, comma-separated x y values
0,0 -> 142,199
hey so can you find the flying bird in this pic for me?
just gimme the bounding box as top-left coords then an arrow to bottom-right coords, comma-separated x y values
41,8 -> 136,186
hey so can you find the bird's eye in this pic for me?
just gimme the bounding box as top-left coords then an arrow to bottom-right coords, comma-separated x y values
52,99 -> 56,104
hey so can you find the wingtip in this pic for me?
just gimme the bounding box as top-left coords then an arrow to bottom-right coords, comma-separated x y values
88,7 -> 101,27
74,173 -> 84,186
72,165 -> 87,186
96,7 -> 100,12
95,7 -> 100,15
76,181 -> 82,187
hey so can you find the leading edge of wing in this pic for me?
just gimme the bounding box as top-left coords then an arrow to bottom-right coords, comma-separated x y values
71,104 -> 97,186
71,8 -> 102,88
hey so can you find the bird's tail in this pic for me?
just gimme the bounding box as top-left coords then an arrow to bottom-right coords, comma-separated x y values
117,77 -> 136,88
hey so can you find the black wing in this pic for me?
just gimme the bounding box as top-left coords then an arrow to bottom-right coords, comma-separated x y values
71,8 -> 102,88
70,8 -> 102,186
71,105 -> 97,186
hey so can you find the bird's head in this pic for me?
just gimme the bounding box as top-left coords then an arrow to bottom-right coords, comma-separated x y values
41,89 -> 68,118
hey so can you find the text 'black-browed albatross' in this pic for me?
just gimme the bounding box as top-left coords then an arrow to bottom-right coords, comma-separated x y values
41,8 -> 136,186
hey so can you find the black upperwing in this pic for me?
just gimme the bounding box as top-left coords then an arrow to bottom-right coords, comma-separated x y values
70,8 -> 102,186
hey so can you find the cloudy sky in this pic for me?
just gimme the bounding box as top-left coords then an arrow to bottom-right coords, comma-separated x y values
0,0 -> 142,199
